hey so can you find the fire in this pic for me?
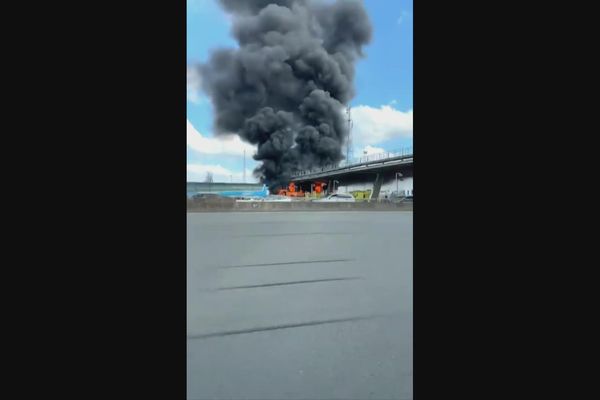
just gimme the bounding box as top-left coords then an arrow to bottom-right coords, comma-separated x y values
277,182 -> 304,197
313,182 -> 324,194
277,181 -> 329,198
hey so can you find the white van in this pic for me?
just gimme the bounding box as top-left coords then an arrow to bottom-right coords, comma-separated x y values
313,193 -> 356,202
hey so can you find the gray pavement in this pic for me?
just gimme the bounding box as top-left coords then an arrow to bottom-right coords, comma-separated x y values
187,211 -> 413,400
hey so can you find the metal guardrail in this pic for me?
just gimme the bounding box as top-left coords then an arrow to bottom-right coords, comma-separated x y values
291,147 -> 413,178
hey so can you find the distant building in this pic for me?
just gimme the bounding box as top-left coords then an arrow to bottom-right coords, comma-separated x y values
187,182 -> 263,198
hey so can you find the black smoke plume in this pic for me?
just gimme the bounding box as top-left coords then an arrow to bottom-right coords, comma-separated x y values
198,0 -> 371,188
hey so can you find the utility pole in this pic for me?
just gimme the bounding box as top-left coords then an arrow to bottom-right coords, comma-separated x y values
205,172 -> 213,193
346,106 -> 353,164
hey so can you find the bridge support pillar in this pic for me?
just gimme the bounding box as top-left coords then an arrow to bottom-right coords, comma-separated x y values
370,173 -> 384,202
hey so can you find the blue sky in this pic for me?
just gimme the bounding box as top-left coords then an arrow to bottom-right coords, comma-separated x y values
187,0 -> 413,182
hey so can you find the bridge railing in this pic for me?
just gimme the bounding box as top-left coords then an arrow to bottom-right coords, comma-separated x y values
291,146 -> 413,178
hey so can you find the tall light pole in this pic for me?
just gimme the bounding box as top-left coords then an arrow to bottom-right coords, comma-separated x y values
346,106 -> 353,163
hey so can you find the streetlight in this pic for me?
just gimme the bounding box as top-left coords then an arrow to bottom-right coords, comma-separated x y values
396,172 -> 403,196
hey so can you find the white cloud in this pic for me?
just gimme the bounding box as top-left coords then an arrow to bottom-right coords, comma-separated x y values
361,145 -> 386,156
187,119 -> 256,156
187,66 -> 206,104
187,163 -> 257,183
351,105 -> 413,146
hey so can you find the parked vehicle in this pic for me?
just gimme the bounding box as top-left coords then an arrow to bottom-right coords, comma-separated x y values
312,193 -> 356,202
389,191 -> 413,203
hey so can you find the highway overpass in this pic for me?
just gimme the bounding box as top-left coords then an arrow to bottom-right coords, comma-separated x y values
291,148 -> 413,199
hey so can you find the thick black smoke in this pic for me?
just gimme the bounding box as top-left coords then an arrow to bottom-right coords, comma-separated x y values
199,0 -> 371,188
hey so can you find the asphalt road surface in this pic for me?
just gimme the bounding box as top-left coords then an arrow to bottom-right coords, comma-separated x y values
187,211 -> 413,400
